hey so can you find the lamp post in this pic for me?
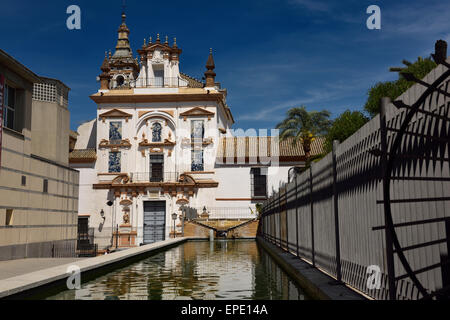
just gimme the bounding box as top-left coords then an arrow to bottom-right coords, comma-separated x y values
106,200 -> 113,248
180,205 -> 186,237
172,213 -> 178,238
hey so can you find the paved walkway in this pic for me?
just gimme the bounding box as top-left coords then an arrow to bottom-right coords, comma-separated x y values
0,237 -> 192,298
0,258 -> 83,281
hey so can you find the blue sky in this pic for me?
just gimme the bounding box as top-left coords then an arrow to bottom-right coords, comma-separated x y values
1,0 -> 449,131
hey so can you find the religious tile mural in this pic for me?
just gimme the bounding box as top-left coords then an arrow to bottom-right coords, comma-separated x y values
152,122 -> 162,142
191,149 -> 204,171
191,120 -> 204,140
109,152 -> 121,173
109,121 -> 122,143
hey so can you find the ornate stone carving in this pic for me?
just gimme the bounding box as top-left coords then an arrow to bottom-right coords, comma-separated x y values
99,138 -> 132,151
139,138 -> 176,148
112,174 -> 130,185
181,137 -> 213,148
176,197 -> 189,205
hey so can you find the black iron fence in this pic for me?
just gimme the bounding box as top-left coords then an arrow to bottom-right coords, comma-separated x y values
48,240 -> 77,258
77,227 -> 97,257
260,53 -> 450,300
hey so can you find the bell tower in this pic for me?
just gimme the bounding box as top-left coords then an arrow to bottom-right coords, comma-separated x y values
107,10 -> 139,89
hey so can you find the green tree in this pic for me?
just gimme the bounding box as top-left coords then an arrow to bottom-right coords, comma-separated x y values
255,203 -> 263,219
364,57 -> 437,117
324,110 -> 369,153
276,106 -> 331,159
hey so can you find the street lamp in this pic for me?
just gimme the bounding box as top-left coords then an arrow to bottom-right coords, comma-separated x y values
106,200 -> 114,248
180,205 -> 186,237
200,206 -> 209,219
172,213 -> 178,238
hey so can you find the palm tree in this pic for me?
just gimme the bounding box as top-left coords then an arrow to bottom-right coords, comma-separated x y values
276,106 -> 331,159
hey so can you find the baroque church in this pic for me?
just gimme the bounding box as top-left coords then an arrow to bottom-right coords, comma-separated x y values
69,12 -> 324,250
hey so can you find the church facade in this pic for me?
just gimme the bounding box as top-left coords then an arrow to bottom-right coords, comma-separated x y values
69,13 -> 324,250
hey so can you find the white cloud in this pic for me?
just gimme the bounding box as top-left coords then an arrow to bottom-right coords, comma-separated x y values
235,67 -> 393,123
382,2 -> 450,38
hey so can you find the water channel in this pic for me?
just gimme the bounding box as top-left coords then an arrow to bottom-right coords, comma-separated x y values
43,240 -> 309,300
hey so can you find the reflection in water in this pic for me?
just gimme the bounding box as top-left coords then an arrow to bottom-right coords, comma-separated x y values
46,241 -> 308,300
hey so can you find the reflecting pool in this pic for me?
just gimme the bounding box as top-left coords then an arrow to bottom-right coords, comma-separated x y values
45,240 -> 308,300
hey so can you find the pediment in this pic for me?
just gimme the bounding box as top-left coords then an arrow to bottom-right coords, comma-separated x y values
99,109 -> 133,122
143,43 -> 181,54
148,43 -> 171,51
180,107 -> 215,121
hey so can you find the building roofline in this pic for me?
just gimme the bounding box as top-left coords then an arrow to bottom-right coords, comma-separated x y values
0,49 -> 41,83
90,92 -> 225,104
39,76 -> 71,91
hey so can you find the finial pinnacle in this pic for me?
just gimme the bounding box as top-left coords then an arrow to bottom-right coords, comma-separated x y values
122,0 -> 126,21
165,35 -> 169,44
205,48 -> 216,74
149,36 -> 152,43
143,38 -> 146,46
173,37 -> 177,47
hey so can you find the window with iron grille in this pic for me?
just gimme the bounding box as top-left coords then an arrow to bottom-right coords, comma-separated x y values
150,154 -> 164,182
251,168 -> 267,198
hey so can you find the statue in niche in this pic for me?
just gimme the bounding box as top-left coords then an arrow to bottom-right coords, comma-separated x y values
123,210 -> 130,225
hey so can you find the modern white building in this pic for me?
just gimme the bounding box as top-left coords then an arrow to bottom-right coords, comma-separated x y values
69,12 -> 324,250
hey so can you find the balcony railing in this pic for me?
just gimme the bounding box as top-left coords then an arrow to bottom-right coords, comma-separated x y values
130,172 -> 179,183
136,77 -> 188,88
188,207 -> 258,220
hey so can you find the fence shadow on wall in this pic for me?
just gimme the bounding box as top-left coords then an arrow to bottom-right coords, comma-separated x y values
259,48 -> 450,300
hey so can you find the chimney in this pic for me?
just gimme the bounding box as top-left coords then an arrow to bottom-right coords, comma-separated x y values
434,40 -> 447,65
